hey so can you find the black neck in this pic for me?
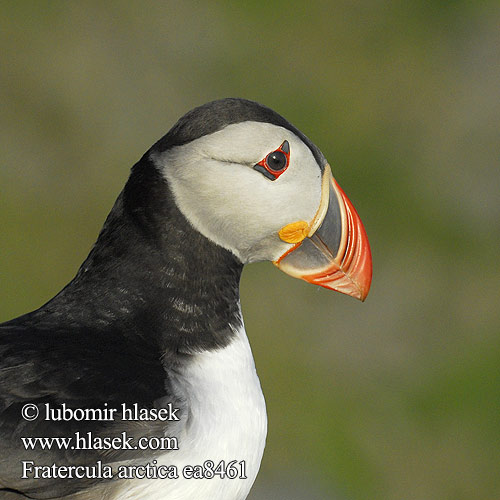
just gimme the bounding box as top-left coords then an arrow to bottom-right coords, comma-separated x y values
39,155 -> 243,355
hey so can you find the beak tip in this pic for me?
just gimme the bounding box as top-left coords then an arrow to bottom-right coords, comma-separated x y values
355,248 -> 373,302
318,267 -> 371,301
357,281 -> 371,302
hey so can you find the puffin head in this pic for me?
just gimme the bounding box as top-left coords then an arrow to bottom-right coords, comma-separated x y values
150,98 -> 372,301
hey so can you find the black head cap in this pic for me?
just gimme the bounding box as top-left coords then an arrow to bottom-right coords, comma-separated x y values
151,98 -> 327,171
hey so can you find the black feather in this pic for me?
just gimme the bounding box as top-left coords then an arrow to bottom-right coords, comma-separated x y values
0,153 -> 242,497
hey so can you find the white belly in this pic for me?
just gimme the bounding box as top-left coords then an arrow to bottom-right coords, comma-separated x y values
113,324 -> 267,500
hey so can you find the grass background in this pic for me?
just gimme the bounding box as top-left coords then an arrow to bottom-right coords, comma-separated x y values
1,1 -> 499,499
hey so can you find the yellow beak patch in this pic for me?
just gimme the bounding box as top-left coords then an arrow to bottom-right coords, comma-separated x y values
278,220 -> 310,244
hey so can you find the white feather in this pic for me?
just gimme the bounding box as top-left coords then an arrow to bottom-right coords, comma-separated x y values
110,324 -> 267,500
153,121 -> 322,263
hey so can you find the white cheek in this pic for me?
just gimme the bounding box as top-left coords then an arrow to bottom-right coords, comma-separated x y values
154,122 -> 323,263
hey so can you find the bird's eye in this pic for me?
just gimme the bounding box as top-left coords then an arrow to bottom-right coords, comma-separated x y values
253,140 -> 290,181
266,151 -> 287,171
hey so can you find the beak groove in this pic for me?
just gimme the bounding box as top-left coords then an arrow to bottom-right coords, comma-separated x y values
309,178 -> 372,300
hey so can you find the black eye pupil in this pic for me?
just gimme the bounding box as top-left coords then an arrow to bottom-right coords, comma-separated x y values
266,151 -> 286,171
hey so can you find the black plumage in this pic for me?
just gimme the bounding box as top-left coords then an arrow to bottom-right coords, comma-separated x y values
0,147 -> 241,497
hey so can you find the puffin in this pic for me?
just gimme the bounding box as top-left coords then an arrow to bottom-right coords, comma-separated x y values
0,98 -> 372,500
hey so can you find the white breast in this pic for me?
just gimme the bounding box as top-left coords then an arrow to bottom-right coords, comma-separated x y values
113,323 -> 267,500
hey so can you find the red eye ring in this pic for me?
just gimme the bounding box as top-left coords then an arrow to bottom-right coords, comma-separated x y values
254,140 -> 290,181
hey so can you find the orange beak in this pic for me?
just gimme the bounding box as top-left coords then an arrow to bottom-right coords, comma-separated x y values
274,166 -> 372,301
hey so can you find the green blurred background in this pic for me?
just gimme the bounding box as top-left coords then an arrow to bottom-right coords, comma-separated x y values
1,1 -> 499,499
